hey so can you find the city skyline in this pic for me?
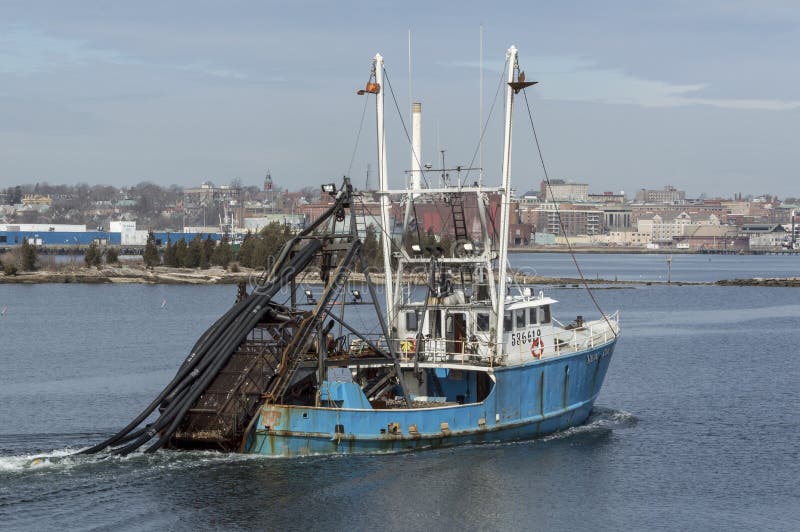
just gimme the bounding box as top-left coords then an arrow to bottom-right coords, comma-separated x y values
1,1 -> 798,198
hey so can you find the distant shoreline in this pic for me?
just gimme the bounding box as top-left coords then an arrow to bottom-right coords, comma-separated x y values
509,247 -> 681,254
509,246 -> 799,255
5,246 -> 797,256
1,264 -> 798,287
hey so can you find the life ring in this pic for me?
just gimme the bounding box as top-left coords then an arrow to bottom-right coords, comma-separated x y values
531,337 -> 544,359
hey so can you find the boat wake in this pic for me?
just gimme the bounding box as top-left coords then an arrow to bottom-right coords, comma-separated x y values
459,407 -> 638,453
0,445 -> 263,476
583,406 -> 638,429
545,406 -> 637,439
0,447 -> 80,473
0,409 -> 637,473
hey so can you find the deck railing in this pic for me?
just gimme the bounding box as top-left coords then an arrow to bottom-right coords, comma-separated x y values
343,311 -> 620,365
551,311 -> 620,356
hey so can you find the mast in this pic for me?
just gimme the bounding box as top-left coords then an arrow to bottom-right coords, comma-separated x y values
479,24 -> 484,184
494,45 -> 517,358
410,103 -> 422,192
374,53 -> 396,328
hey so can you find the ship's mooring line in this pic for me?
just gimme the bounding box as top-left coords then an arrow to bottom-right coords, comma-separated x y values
521,89 -> 618,338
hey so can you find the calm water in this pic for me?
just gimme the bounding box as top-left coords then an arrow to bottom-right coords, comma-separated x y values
1,256 -> 799,531
510,252 -> 800,282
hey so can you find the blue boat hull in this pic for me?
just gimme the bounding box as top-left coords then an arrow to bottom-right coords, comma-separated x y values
243,340 -> 616,456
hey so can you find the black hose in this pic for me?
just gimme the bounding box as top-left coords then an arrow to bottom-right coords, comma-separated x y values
143,240 -> 323,452
91,238 -> 323,455
77,297 -> 256,454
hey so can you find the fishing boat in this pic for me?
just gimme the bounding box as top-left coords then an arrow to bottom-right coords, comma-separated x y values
80,46 -> 620,458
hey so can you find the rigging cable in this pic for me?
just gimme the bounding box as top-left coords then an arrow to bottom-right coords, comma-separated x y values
463,58 -> 509,185
383,68 -> 458,247
521,88 -> 618,338
381,69 -> 431,189
346,92 -> 370,179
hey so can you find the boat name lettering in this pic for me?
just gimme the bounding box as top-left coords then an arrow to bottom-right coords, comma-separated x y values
586,348 -> 611,364
510,328 -> 541,347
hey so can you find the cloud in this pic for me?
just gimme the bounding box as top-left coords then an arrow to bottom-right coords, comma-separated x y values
0,26 -> 126,74
443,55 -> 800,111
0,26 -> 268,83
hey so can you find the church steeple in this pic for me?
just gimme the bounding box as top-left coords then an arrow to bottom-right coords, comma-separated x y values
264,170 -> 273,192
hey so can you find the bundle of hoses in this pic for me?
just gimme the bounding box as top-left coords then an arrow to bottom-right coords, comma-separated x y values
78,238 -> 322,456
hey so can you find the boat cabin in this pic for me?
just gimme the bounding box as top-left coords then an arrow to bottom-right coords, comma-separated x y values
395,289 -> 557,366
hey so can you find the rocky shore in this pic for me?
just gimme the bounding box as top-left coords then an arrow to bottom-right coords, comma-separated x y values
716,277 -> 800,287
0,265 -> 252,285
2,264 -> 798,287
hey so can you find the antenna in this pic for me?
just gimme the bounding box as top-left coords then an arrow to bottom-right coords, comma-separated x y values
365,163 -> 371,190
408,28 -> 412,126
440,149 -> 447,186
479,24 -> 484,184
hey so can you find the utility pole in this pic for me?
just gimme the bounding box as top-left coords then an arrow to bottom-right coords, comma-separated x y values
666,255 -> 672,284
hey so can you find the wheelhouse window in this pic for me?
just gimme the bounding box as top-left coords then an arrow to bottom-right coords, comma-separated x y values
515,309 -> 526,329
503,312 -> 512,331
405,311 -> 418,331
476,312 -> 490,332
528,307 -> 538,325
538,305 -> 551,324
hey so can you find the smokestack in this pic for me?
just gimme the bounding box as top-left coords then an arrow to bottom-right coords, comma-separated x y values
411,102 -> 422,191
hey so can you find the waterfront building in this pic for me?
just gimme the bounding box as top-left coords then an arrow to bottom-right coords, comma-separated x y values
634,185 -> 686,204
524,202 -> 603,237
630,203 -> 729,225
539,179 -> 589,202
602,207 -> 632,230
639,213 -> 694,243
588,192 -> 626,205
720,200 -> 751,216
0,223 -> 87,233
21,194 -> 52,207
110,221 -> 147,245
244,214 -> 307,233
183,181 -> 242,205
739,224 -> 787,250
509,222 -> 536,246
600,230 -> 652,247
673,226 -> 747,251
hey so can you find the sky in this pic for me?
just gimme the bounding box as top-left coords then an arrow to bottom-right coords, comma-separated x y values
1,0 -> 798,198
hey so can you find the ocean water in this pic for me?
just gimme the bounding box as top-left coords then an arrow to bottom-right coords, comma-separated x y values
510,252 -> 800,283
1,257 -> 799,531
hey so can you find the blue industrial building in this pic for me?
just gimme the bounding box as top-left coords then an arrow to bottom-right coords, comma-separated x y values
0,231 -> 222,247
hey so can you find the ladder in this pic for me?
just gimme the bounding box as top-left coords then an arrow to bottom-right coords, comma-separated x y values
451,192 -> 469,243
351,192 -> 368,241
450,192 -> 473,285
